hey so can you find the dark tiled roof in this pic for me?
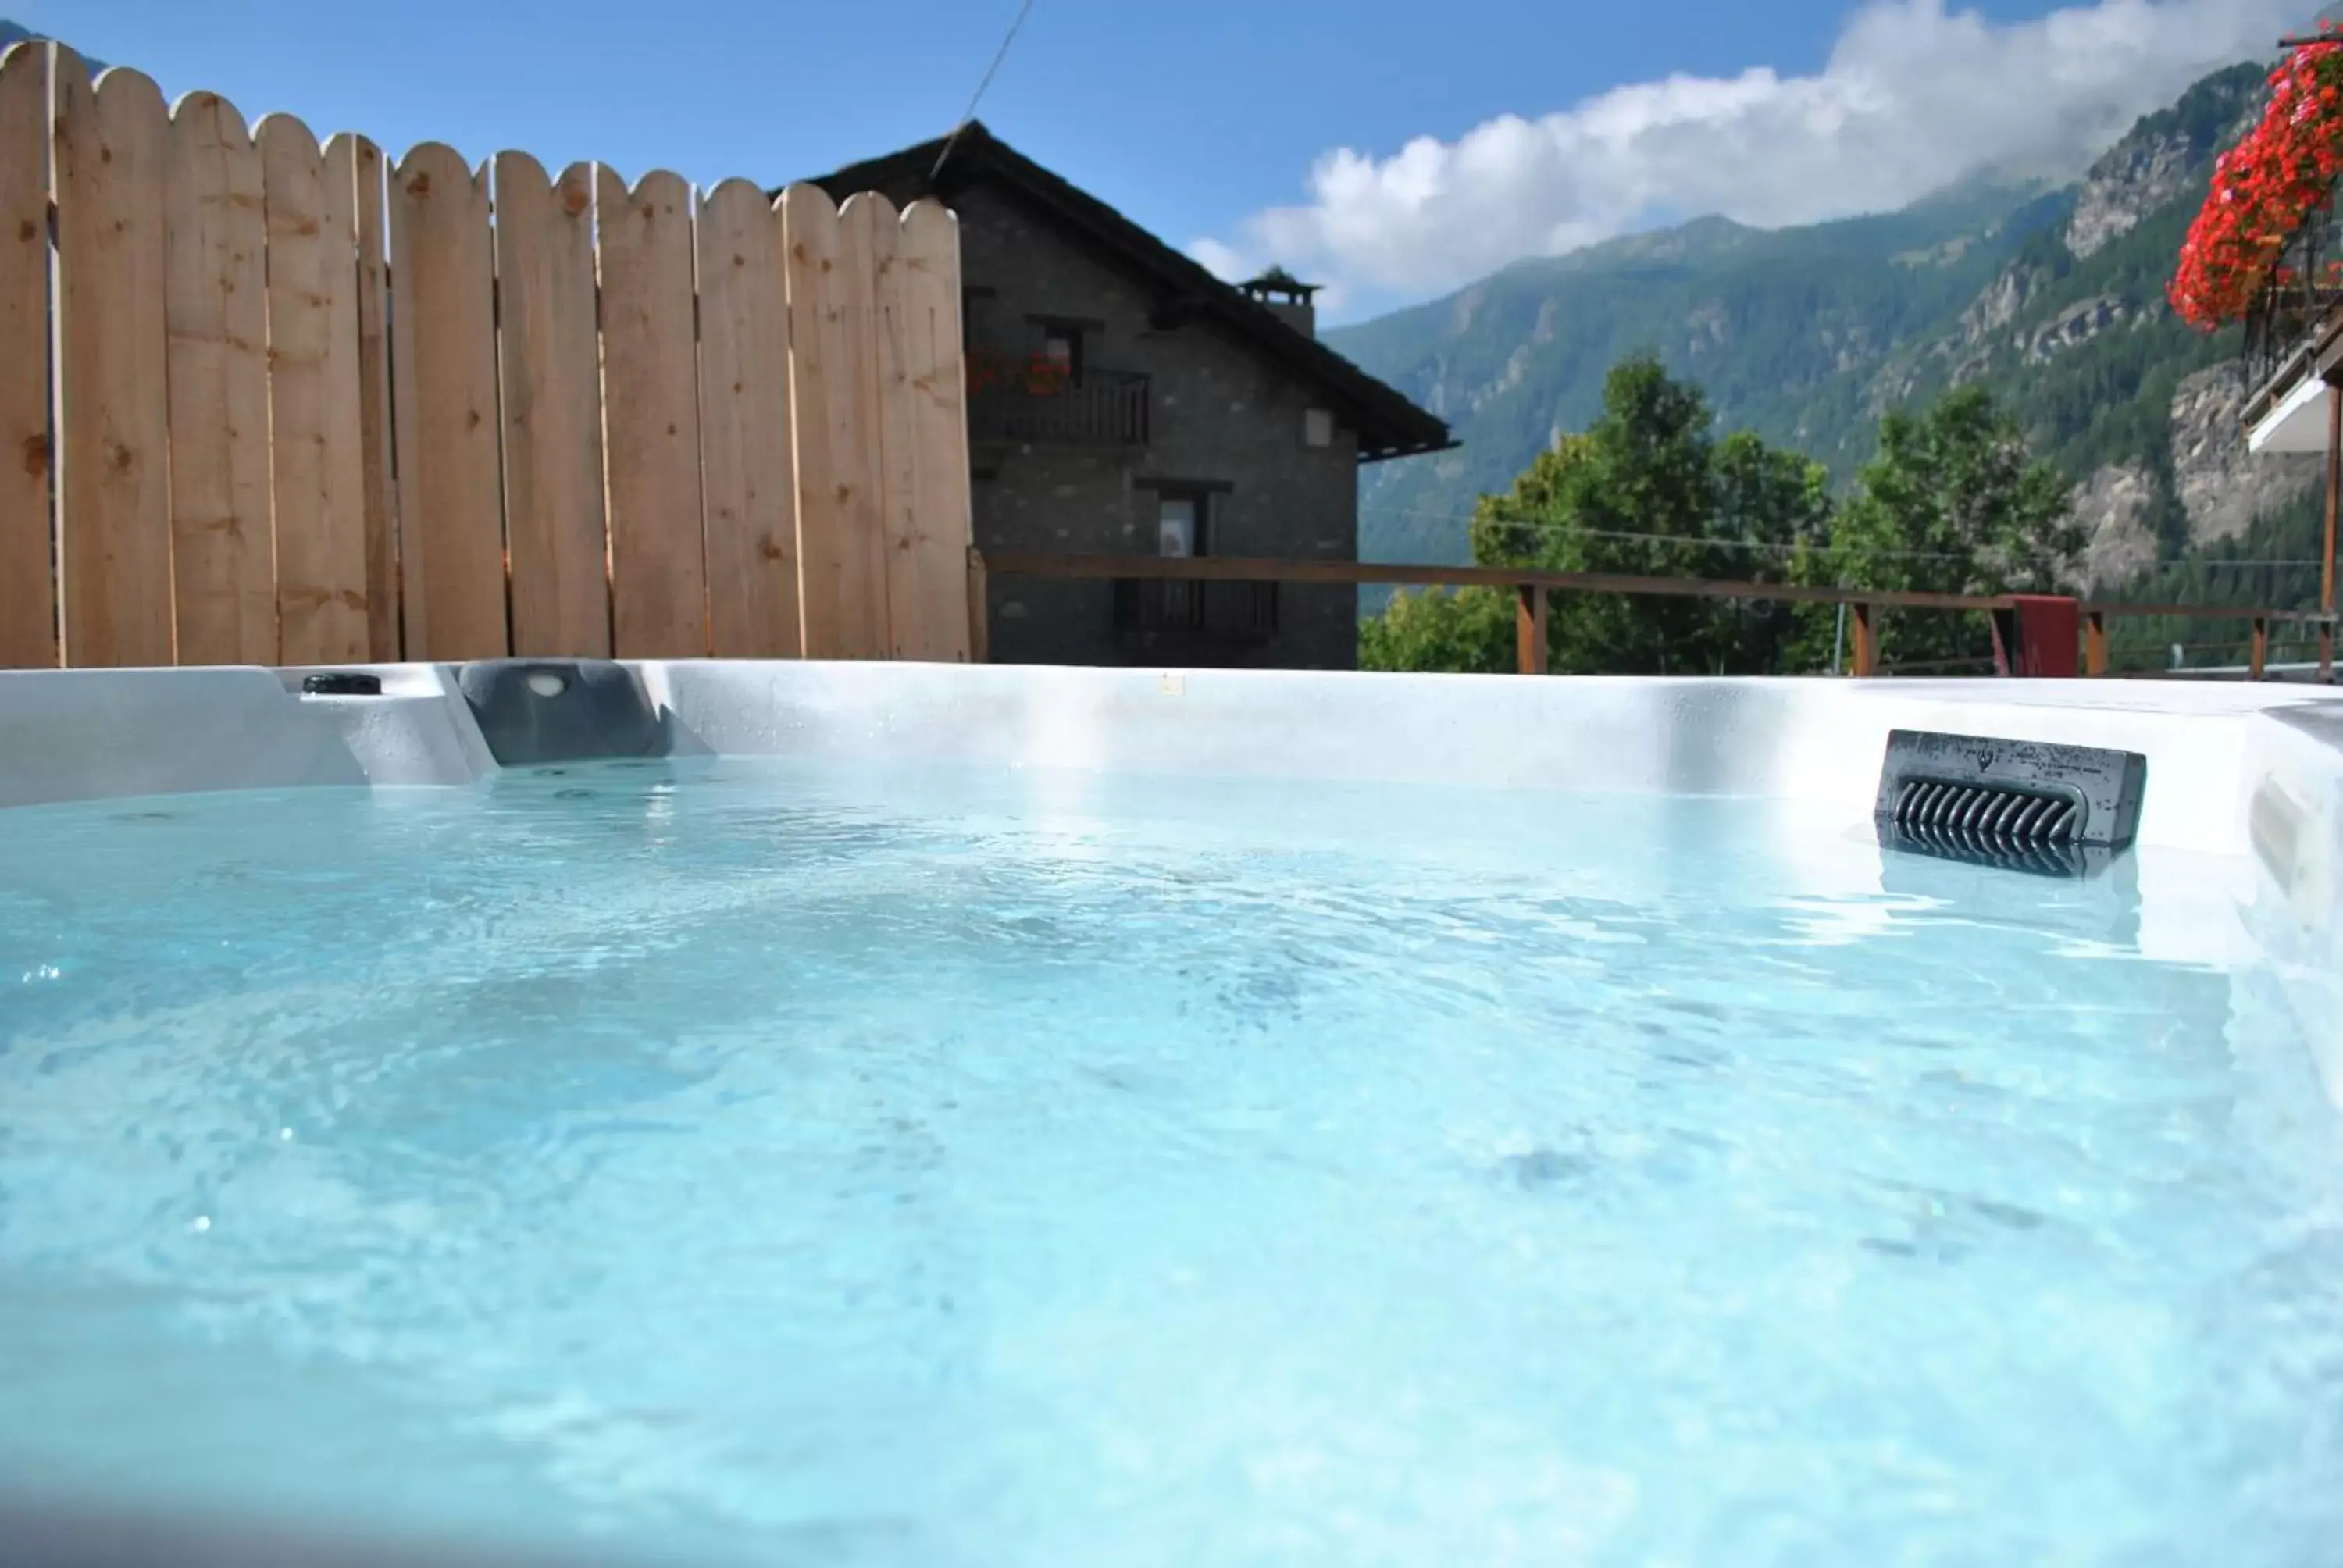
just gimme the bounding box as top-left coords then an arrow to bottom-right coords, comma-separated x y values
784,123 -> 1453,464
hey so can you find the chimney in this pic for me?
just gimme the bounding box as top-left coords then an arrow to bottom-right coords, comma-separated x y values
1264,298 -> 1315,338
1236,265 -> 1321,340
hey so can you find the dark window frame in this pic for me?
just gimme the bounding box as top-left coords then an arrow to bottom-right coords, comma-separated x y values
1040,326 -> 1085,385
1139,478 -> 1233,558
1027,314 -> 1104,387
959,285 -> 995,351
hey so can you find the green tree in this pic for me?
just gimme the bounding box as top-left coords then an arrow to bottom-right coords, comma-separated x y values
1472,358 -> 1722,672
1711,429 -> 1835,672
1356,365 -> 2077,679
1796,385 -> 2081,671
1370,355 -> 1832,674
1359,583 -> 1517,673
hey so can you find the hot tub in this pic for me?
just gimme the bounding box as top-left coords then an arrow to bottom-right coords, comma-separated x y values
3,663 -> 2341,1567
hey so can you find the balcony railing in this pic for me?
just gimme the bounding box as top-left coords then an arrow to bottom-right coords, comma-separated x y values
2243,185 -> 2343,399
968,368 -> 1150,449
1111,576 -> 1278,644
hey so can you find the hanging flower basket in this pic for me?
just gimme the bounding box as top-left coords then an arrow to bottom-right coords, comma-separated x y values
2170,25 -> 2343,331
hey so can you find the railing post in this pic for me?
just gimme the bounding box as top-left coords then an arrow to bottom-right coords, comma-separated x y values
2324,384 -> 2338,682
1515,583 -> 1548,675
1849,602 -> 1878,677
2084,611 -> 2107,677
965,547 -> 990,665
2251,615 -> 2270,680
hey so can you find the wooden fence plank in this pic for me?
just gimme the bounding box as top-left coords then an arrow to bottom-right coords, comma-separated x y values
780,185 -> 843,657
345,134 -> 397,659
828,191 -> 892,658
261,116 -> 367,664
597,166 -> 705,657
494,153 -> 608,657
55,55 -> 173,667
870,201 -> 915,657
885,200 -> 973,661
388,143 -> 505,659
316,134 -> 369,661
163,90 -> 273,665
0,42 -> 52,668
696,179 -> 797,659
784,184 -> 888,658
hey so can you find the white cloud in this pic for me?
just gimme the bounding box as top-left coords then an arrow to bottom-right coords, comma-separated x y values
1187,236 -> 1251,283
1190,0 -> 2299,316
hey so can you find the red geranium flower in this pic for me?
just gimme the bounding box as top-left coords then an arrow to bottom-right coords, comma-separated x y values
2171,24 -> 2343,331
964,347 -> 1075,397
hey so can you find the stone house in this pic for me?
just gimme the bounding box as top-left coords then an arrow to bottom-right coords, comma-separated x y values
798,124 -> 1451,669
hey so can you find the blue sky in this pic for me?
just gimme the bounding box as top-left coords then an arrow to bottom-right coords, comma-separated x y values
27,0 -> 2303,321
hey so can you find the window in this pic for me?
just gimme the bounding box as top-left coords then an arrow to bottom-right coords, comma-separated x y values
1148,485 -> 1220,630
1040,326 -> 1085,385
1157,494 -> 1200,558
1115,485 -> 1277,641
960,285 -> 994,352
1137,479 -> 1230,554
1026,315 -> 1103,386
1303,408 -> 1335,448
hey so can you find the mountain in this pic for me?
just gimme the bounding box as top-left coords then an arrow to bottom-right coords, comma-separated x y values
1328,60 -> 2305,610
1330,180 -> 2063,565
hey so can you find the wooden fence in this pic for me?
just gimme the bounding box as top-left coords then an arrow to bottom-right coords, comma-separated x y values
0,44 -> 974,671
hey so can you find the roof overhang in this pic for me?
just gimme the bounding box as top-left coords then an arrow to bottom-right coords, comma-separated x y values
1359,437 -> 1461,466
2248,368 -> 2335,454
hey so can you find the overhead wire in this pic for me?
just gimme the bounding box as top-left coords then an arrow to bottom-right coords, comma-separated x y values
1364,504 -> 2328,572
931,0 -> 1037,182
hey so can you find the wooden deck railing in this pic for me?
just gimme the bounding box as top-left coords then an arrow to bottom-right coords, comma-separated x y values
972,549 -> 2340,680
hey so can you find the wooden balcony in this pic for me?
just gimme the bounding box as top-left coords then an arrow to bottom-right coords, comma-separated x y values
968,369 -> 1150,449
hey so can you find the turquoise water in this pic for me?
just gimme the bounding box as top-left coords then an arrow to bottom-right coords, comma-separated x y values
0,759 -> 2338,1567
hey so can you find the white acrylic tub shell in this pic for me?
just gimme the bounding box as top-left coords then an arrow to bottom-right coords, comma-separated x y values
4,662 -> 2343,1110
